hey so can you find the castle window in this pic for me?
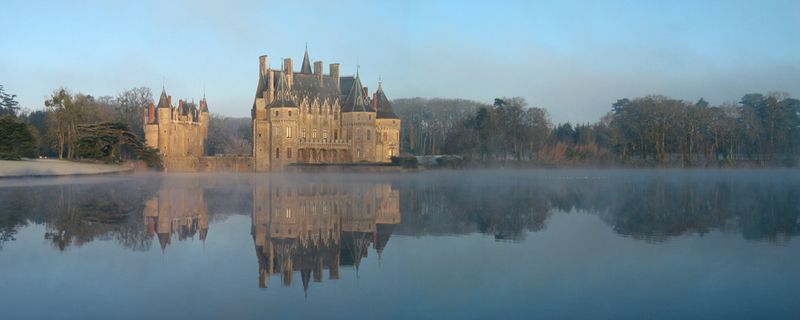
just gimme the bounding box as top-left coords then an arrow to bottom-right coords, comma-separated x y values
287,148 -> 292,158
275,110 -> 279,117
334,130 -> 338,140
369,115 -> 372,120
302,128 -> 307,139
383,132 -> 387,142
285,127 -> 292,138
289,111 -> 292,117
312,128 -> 317,139
323,130 -> 328,141
367,130 -> 371,140
356,129 -> 361,141
334,112 -> 338,120
276,148 -> 280,158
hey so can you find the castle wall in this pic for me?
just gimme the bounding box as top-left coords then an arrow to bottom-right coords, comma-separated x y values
342,112 -> 377,162
375,118 -> 401,162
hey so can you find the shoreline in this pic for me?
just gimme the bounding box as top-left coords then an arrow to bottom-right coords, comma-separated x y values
0,159 -> 134,179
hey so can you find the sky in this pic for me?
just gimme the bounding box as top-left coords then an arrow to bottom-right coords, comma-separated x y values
1,0 -> 798,123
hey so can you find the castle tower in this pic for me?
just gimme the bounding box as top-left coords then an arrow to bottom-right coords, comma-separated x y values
253,55 -> 272,171
199,95 -> 210,155
268,71 -> 299,170
155,89 -> 172,156
341,74 -> 377,162
373,81 -> 401,162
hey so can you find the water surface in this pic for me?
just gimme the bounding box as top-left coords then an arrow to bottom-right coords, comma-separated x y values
1,170 -> 799,319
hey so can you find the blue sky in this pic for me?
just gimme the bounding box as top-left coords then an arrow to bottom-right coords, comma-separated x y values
2,0 -> 798,123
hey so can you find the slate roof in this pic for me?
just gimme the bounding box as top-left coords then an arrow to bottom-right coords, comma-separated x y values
341,75 -> 375,113
300,49 -> 312,74
157,89 -> 170,109
269,72 -> 297,108
200,97 -> 209,112
374,84 -> 399,119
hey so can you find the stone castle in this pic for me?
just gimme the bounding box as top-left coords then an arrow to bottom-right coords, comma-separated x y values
144,89 -> 210,170
144,48 -> 401,172
251,48 -> 401,171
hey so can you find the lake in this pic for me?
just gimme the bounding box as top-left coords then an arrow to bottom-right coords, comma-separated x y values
1,170 -> 799,319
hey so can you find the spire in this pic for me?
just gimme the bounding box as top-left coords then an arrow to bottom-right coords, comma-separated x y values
300,45 -> 312,74
156,88 -> 170,109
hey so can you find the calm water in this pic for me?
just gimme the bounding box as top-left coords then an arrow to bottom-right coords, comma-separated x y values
1,170 -> 800,319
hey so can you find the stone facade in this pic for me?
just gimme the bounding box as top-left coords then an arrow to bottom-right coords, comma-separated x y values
144,88 -> 210,171
252,48 -> 401,171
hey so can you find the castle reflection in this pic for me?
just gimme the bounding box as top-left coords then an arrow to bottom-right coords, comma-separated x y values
252,181 -> 400,291
143,178 -> 209,252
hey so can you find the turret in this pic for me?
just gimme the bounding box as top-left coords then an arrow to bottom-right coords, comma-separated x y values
199,96 -> 210,153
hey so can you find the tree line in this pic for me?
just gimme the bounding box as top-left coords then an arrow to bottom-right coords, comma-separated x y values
0,85 -> 161,166
399,92 -> 800,166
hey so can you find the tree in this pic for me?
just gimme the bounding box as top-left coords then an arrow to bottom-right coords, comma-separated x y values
0,116 -> 37,159
0,85 -> 20,117
75,122 -> 162,169
115,87 -> 152,137
44,89 -> 114,159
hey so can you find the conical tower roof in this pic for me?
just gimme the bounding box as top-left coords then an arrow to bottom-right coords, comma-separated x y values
374,83 -> 399,119
341,74 -> 374,113
157,88 -> 171,109
300,46 -> 312,74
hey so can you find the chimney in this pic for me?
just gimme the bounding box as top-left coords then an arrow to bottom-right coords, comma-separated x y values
329,63 -> 340,88
267,70 -> 274,103
148,102 -> 155,123
314,61 -> 323,86
259,55 -> 269,77
168,95 -> 172,107
284,58 -> 293,87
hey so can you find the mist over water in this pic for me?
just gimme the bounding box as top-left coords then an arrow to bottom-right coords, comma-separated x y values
1,170 -> 799,319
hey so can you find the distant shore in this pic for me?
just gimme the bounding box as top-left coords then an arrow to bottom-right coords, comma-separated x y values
0,159 -> 133,178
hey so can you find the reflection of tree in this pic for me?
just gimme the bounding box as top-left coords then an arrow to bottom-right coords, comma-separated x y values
0,188 -> 34,249
0,178 -> 159,251
41,180 -> 158,250
398,173 -> 800,243
398,181 -> 552,241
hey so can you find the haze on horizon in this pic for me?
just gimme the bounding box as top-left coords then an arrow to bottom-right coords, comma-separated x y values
2,0 -> 798,124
